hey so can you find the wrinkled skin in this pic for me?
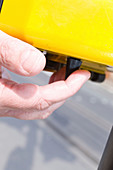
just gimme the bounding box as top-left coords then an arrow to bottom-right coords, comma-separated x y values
0,30 -> 90,120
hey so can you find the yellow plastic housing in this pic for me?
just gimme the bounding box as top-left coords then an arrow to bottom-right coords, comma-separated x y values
0,0 -> 113,67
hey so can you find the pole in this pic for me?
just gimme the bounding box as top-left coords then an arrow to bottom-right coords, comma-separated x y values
98,127 -> 113,170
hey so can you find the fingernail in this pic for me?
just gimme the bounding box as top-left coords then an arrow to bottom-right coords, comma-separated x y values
21,50 -> 45,75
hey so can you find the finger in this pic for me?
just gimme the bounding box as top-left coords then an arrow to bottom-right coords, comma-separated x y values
49,67 -> 66,84
0,77 -> 65,119
0,78 -> 56,112
40,70 -> 91,103
0,78 -> 59,112
0,71 -> 90,115
0,31 -> 46,76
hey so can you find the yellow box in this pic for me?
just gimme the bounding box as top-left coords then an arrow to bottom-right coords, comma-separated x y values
0,0 -> 113,76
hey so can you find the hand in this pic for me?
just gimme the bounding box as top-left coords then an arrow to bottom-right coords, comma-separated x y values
0,30 -> 90,120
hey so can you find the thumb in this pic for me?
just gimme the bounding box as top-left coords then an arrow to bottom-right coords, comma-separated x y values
0,31 -> 46,76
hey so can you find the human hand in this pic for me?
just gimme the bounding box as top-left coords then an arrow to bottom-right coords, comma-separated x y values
0,30 -> 90,120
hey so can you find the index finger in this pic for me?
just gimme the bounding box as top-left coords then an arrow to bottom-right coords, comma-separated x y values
0,70 -> 90,110
40,70 -> 90,103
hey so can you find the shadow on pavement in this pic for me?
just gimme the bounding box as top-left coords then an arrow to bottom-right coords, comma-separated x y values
0,118 -> 76,170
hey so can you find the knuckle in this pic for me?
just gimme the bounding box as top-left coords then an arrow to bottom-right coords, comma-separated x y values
36,97 -> 51,110
0,37 -> 23,69
0,38 -> 9,64
0,38 -> 15,66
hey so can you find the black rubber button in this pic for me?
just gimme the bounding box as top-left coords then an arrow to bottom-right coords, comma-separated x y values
0,0 -> 4,12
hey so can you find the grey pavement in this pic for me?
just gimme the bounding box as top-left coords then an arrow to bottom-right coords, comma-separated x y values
0,71 -> 113,170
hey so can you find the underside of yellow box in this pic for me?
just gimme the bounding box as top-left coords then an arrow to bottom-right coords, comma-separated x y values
0,0 -> 113,82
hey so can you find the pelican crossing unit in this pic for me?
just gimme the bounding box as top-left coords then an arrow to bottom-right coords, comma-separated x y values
0,0 -> 113,82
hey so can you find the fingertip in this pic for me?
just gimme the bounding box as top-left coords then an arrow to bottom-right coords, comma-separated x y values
66,70 -> 91,82
77,70 -> 91,80
49,73 -> 55,84
65,70 -> 91,93
49,67 -> 66,84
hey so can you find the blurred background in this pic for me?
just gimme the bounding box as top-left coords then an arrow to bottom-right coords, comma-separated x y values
0,70 -> 113,170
